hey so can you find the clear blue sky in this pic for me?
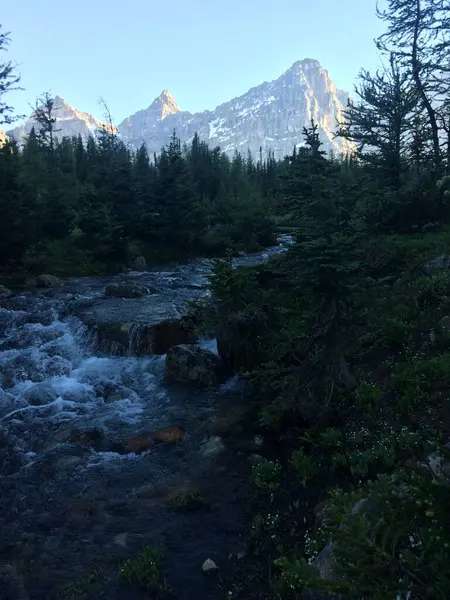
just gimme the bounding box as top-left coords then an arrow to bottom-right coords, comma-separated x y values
2,0 -> 386,125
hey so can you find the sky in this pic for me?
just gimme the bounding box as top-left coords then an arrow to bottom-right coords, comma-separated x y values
2,0 -> 387,125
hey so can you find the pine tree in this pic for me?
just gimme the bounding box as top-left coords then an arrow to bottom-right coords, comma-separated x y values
285,122 -> 363,411
376,0 -> 448,171
337,55 -> 418,187
0,25 -> 22,125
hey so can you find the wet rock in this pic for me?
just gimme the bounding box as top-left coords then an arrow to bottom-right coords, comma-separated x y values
134,255 -> 147,271
165,344 -> 224,386
22,382 -> 58,406
36,274 -> 61,288
25,310 -> 55,326
202,559 -> 218,574
82,297 -> 197,356
153,425 -> 185,444
34,444 -> 92,473
104,283 -> 152,298
124,434 -> 155,454
69,427 -> 107,450
0,390 -> 26,417
0,353 -> 44,388
44,355 -> 72,378
105,392 -> 126,403
0,563 -> 30,600
124,426 -> 185,453
201,436 -> 225,457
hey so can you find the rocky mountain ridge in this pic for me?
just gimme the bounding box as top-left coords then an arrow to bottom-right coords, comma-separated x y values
6,96 -> 117,143
7,59 -> 352,159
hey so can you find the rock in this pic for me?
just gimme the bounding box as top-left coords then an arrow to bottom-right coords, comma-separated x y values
104,283 -> 151,298
423,255 -> 450,275
201,559 -> 218,574
33,444 -> 92,474
81,298 -> 197,356
0,563 -> 30,600
201,436 -> 225,457
105,392 -> 125,403
124,426 -> 185,453
22,383 -> 58,406
0,390 -> 26,418
134,255 -> 147,271
248,453 -> 264,465
254,435 -> 264,447
165,344 -> 225,386
124,434 -> 155,454
153,425 -> 185,444
69,427 -> 106,450
36,274 -> 60,287
437,316 -> 450,333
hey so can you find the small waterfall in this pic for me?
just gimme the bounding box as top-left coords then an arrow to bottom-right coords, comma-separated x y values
128,323 -> 154,356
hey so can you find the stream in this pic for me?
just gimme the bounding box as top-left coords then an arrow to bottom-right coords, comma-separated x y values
0,239 -> 290,600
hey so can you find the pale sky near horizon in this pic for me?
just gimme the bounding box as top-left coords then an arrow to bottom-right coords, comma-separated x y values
2,0 -> 386,125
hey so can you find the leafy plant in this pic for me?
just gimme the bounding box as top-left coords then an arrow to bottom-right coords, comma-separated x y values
291,449 -> 317,484
252,460 -> 282,492
118,547 -> 172,596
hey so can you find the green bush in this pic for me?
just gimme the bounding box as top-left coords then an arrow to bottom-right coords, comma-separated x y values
355,381 -> 383,411
275,469 -> 450,599
118,547 -> 172,595
291,449 -> 317,484
252,460 -> 282,492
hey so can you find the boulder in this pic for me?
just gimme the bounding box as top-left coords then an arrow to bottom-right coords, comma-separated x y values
36,274 -> 60,288
134,255 -> 147,271
124,426 -> 185,454
201,559 -> 218,574
124,434 -> 154,454
104,283 -> 151,298
68,427 -> 109,451
165,344 -> 224,386
153,425 -> 185,444
91,317 -> 197,356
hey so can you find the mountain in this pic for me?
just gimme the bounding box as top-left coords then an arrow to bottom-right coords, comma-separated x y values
6,96 -> 117,143
7,60 -> 352,158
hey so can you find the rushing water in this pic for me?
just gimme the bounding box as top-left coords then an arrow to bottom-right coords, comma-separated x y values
0,240 -> 290,599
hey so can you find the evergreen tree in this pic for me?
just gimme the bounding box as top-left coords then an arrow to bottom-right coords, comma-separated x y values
337,56 -> 418,187
376,0 -> 449,171
0,25 -> 22,125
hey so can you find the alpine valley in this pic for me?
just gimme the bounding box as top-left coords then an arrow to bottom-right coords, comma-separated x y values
6,58 -> 352,159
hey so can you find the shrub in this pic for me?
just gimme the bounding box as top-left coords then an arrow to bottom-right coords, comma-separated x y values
252,460 -> 282,492
118,547 -> 172,595
291,449 -> 317,484
275,468 -> 450,599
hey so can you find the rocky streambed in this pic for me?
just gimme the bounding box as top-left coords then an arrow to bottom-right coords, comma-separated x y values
0,240 -> 290,600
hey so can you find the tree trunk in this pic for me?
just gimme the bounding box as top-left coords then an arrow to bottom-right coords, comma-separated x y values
412,0 -> 442,171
